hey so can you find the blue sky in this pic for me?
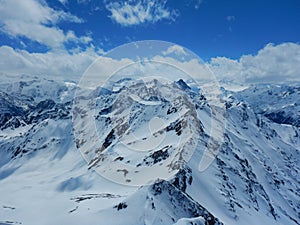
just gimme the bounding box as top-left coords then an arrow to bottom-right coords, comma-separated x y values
0,0 -> 300,82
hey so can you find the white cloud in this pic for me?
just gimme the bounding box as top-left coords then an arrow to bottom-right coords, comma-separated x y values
58,0 -> 68,5
1,41 -> 299,85
194,0 -> 203,10
162,45 -> 187,56
105,0 -> 178,26
209,42 -> 300,84
0,0 -> 90,49
152,55 -> 211,80
0,45 -> 101,79
226,15 -> 235,22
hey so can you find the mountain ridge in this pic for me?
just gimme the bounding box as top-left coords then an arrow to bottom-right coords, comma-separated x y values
0,76 -> 299,225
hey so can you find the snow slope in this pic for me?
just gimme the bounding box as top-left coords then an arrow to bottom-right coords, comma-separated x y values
0,75 -> 299,225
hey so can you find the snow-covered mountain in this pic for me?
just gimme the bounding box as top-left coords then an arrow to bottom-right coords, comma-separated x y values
237,84 -> 300,127
0,76 -> 299,225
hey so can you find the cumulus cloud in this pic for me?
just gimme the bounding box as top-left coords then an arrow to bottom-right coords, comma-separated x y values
0,45 -> 100,79
209,42 -> 300,84
0,0 -> 91,49
105,0 -> 178,26
1,41 -> 299,85
162,45 -> 187,56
